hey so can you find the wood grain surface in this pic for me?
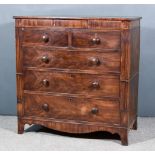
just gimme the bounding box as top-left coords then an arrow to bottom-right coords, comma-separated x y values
15,17 -> 141,145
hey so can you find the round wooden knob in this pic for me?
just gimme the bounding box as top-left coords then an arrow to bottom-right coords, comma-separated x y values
42,103 -> 49,112
41,55 -> 49,63
42,79 -> 49,87
42,34 -> 49,43
92,38 -> 100,44
91,107 -> 99,114
91,81 -> 100,89
89,57 -> 100,66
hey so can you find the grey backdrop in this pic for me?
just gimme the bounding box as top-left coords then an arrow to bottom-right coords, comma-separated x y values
0,4 -> 154,116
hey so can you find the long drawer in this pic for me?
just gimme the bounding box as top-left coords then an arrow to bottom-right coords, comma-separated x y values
23,47 -> 120,73
24,70 -> 120,98
24,93 -> 120,124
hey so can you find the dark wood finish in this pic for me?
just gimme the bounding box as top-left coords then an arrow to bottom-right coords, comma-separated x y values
72,30 -> 121,49
20,28 -> 68,47
24,70 -> 120,97
23,47 -> 121,73
24,93 -> 120,124
14,16 -> 142,29
15,16 -> 141,145
13,16 -> 141,20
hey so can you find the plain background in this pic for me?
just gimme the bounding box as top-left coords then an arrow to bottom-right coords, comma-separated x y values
0,4 -> 154,116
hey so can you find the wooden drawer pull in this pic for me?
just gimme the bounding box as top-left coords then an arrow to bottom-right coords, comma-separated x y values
42,79 -> 49,87
42,103 -> 49,112
91,107 -> 99,114
41,55 -> 49,63
42,34 -> 49,43
92,38 -> 100,44
91,81 -> 100,89
88,57 -> 100,66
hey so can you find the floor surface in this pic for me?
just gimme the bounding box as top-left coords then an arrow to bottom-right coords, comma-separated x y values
0,116 -> 155,151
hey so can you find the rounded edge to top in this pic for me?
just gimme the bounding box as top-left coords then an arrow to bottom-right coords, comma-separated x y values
13,16 -> 142,21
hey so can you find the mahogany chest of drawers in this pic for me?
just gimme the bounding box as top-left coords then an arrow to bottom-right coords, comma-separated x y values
14,16 -> 141,145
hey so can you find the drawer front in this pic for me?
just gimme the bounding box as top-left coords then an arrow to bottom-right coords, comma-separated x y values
24,70 -> 120,98
20,28 -> 68,47
24,93 -> 120,124
72,31 -> 121,49
23,47 -> 120,73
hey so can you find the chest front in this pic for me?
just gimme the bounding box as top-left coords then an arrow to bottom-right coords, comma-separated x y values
15,16 -> 141,145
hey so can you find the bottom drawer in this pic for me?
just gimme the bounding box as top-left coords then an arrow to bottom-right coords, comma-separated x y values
24,93 -> 120,124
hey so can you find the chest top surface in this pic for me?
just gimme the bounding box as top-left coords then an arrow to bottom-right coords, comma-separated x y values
13,16 -> 142,20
